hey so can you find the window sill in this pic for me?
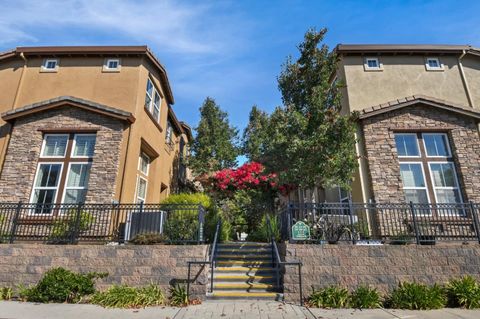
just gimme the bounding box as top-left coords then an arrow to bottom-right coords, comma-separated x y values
39,69 -> 58,73
145,108 -> 163,132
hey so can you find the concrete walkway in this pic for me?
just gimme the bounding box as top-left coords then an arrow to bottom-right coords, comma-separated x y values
1,300 -> 480,319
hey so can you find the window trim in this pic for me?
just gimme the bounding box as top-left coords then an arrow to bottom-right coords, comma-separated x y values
427,161 -> 463,206
60,162 -> 92,205
41,59 -> 59,73
425,57 -> 444,71
399,161 -> 431,205
138,152 -> 150,176
422,133 -> 452,158
103,58 -> 121,72
70,134 -> 97,158
395,133 -> 421,158
363,57 -> 383,71
40,134 -> 69,158
144,78 -> 163,123
29,162 -> 64,215
135,175 -> 148,204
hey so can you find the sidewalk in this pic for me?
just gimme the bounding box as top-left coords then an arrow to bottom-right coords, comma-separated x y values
1,300 -> 480,319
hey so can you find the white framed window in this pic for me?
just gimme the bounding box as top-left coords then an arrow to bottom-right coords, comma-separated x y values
41,134 -> 69,158
165,121 -> 173,145
399,162 -> 430,205
41,59 -> 59,72
364,57 -> 382,71
394,133 -> 420,157
337,187 -> 350,204
30,162 -> 64,212
61,163 -> 92,204
71,134 -> 96,158
428,162 -> 462,204
422,133 -> 451,157
144,78 -> 162,122
135,176 -> 148,204
138,153 -> 150,176
103,58 -> 121,72
425,57 -> 444,71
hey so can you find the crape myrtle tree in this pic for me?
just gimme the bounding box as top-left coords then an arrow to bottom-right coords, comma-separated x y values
189,97 -> 239,177
263,27 -> 358,190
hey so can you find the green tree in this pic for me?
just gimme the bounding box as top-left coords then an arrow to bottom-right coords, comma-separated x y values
266,28 -> 358,189
242,105 -> 269,162
189,97 -> 239,176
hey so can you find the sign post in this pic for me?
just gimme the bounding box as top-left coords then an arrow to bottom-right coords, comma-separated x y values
292,221 -> 311,240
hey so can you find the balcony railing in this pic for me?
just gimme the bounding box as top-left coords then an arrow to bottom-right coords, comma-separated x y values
280,202 -> 480,244
0,202 -> 205,244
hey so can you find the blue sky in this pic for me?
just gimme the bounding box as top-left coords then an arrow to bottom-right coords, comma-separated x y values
1,0 -> 479,135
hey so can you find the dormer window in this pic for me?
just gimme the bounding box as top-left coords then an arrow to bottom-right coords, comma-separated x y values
41,59 -> 59,72
103,58 -> 121,72
364,57 -> 382,71
425,57 -> 444,71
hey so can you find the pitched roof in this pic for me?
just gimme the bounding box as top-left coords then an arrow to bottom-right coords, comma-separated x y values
335,44 -> 479,55
358,95 -> 480,120
1,96 -> 135,123
0,46 -> 174,104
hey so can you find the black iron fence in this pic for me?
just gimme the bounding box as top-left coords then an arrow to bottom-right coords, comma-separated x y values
280,202 -> 480,244
0,202 -> 205,244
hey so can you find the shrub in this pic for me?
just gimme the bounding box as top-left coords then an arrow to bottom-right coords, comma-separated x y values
49,210 -> 95,243
169,284 -> 188,306
164,213 -> 199,242
387,282 -> 446,310
246,214 -> 280,242
161,193 -> 212,210
91,284 -> 166,308
130,233 -> 165,245
20,267 -> 107,303
0,287 -> 13,300
349,285 -> 382,309
447,276 -> 480,309
308,286 -> 350,308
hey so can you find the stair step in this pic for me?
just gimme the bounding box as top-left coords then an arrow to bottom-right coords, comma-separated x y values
207,291 -> 282,300
216,254 -> 271,260
217,249 -> 271,254
214,283 -> 278,290
213,274 -> 275,281
216,260 -> 273,266
215,266 -> 276,273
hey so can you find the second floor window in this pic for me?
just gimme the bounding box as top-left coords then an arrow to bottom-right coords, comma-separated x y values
30,133 -> 96,212
165,121 -> 173,145
41,59 -> 59,72
145,79 -> 162,122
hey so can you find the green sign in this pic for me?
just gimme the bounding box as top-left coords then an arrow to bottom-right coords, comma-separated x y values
292,221 -> 311,240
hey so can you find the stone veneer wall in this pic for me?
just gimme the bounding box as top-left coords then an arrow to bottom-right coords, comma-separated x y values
0,106 -> 125,203
0,244 -> 208,299
283,243 -> 480,303
361,103 -> 480,203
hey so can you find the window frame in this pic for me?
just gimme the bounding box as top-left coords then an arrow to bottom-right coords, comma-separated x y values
41,59 -> 59,72
60,162 -> 92,204
425,57 -> 444,71
144,78 -> 163,123
71,134 -> 97,158
103,58 -> 121,72
399,161 -> 431,206
422,133 -> 452,158
135,175 -> 148,204
427,161 -> 463,207
138,152 -> 150,176
395,133 -> 421,158
29,162 -> 64,215
364,57 -> 383,71
40,134 -> 69,158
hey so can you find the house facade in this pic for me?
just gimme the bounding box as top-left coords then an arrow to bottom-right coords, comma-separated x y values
0,46 -> 191,205
293,45 -> 480,205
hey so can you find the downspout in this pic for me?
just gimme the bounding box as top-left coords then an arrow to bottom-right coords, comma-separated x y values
458,50 -> 474,108
0,52 -> 28,177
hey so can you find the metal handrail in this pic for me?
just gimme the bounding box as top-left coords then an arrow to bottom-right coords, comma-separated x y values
186,219 -> 221,299
265,214 -> 303,306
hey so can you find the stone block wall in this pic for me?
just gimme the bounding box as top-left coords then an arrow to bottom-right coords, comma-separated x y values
361,103 -> 480,203
0,105 -> 125,203
0,244 -> 209,299
283,243 -> 480,303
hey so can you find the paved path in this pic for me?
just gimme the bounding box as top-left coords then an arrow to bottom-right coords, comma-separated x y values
2,300 -> 480,319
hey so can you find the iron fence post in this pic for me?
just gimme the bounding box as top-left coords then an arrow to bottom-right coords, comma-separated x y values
409,201 -> 420,245
348,196 -> 356,244
9,201 -> 22,244
71,203 -> 83,244
186,262 -> 191,300
298,263 -> 303,306
198,205 -> 204,244
288,203 -> 293,243
469,201 -> 480,244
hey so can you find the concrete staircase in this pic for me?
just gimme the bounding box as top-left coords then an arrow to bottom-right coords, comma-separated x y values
207,242 -> 283,300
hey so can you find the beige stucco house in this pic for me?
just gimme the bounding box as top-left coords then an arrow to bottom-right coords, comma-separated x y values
293,44 -> 480,206
0,46 -> 192,206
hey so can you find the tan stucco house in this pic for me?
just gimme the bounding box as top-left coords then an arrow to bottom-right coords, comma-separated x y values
0,46 -> 191,205
293,44 -> 480,206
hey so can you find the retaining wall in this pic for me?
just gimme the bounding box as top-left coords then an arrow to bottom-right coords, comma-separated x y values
0,244 -> 209,299
283,243 -> 480,303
